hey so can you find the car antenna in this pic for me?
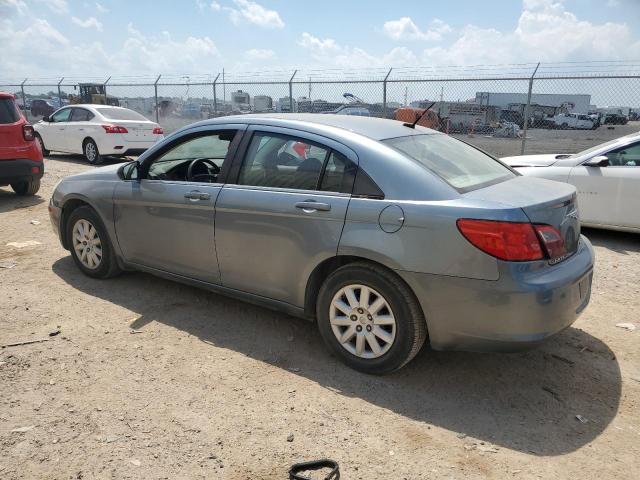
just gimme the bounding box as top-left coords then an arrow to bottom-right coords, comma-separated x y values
404,102 -> 436,129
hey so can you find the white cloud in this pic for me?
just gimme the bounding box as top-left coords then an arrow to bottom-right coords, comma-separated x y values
0,0 -> 28,16
95,2 -> 108,13
210,1 -> 221,10
226,0 -> 284,29
196,0 -> 220,11
71,16 -> 103,32
244,48 -> 276,60
36,0 -> 68,14
383,17 -> 451,42
297,32 -> 340,55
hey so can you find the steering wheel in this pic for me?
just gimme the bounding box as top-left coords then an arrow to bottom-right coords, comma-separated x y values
187,158 -> 220,182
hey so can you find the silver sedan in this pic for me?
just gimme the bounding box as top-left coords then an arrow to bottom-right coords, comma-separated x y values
49,114 -> 595,374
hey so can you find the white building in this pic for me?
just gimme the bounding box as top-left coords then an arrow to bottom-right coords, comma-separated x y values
476,92 -> 592,113
231,90 -> 250,110
253,95 -> 273,112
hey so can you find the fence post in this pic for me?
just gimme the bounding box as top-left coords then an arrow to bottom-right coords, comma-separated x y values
212,73 -> 220,115
520,63 -> 539,155
20,78 -> 28,121
57,77 -> 64,105
289,70 -> 297,113
154,74 -> 161,123
383,68 -> 392,119
103,76 -> 111,105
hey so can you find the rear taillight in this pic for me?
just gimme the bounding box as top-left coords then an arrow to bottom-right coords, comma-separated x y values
533,224 -> 567,260
152,127 -> 163,135
457,219 -> 544,261
102,125 -> 128,134
23,124 -> 35,141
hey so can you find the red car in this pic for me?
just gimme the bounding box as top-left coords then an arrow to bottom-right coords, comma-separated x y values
0,92 -> 43,195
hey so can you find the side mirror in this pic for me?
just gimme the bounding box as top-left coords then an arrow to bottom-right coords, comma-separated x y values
117,161 -> 140,181
585,155 -> 609,167
42,115 -> 50,122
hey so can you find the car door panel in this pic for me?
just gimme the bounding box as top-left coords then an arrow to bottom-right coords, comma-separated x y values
114,180 -> 222,283
45,108 -> 72,151
215,186 -> 350,305
214,126 -> 357,307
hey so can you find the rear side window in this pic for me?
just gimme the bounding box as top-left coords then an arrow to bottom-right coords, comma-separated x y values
320,151 -> 357,193
70,108 -> 94,122
96,108 -> 148,121
0,98 -> 20,124
238,133 -> 330,191
383,134 -> 515,192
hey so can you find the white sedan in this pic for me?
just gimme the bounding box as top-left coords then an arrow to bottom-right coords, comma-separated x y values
34,105 -> 164,164
502,132 -> 640,232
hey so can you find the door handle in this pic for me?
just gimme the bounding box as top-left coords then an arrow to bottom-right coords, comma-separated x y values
295,201 -> 331,212
184,191 -> 211,201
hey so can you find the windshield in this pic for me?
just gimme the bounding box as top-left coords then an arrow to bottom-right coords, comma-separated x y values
383,134 -> 515,192
570,137 -> 634,158
96,108 -> 148,121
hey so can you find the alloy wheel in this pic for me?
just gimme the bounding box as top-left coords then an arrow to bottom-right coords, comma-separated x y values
329,284 -> 396,359
72,219 -> 102,269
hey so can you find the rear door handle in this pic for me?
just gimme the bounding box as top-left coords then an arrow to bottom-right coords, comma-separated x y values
184,191 -> 211,201
295,201 -> 331,212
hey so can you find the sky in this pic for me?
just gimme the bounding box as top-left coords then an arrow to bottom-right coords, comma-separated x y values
1,0 -> 640,82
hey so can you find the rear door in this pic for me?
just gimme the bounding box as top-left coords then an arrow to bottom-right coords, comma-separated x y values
214,126 -> 357,306
67,107 -> 95,154
568,141 -> 640,228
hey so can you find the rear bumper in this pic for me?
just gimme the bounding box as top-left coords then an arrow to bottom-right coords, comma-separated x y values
398,235 -> 595,352
0,158 -> 44,185
98,136 -> 163,156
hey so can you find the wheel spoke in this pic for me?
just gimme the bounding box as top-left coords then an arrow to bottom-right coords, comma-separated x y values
359,286 -> 370,308
73,242 -> 83,253
333,300 -> 351,316
344,287 -> 358,309
373,315 -> 395,325
90,252 -> 100,266
330,316 -> 352,327
369,297 -> 386,315
93,246 -> 103,257
366,333 -> 382,356
339,325 -> 356,344
373,326 -> 394,345
355,334 -> 365,356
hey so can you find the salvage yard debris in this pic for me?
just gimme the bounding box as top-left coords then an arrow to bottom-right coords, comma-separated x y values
11,425 -> 36,433
615,323 -> 636,332
1,338 -> 50,348
6,240 -> 42,248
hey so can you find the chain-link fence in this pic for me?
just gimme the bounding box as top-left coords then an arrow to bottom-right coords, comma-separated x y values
2,62 -> 639,157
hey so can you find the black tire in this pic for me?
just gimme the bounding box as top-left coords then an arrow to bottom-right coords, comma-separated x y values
316,262 -> 427,375
66,206 -> 121,279
11,179 -> 40,196
83,138 -> 102,165
35,133 -> 50,156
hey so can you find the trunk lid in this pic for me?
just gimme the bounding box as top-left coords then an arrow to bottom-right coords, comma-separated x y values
464,176 -> 581,260
109,120 -> 157,142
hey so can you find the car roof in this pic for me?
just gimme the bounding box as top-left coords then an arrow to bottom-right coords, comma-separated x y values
198,113 -> 437,141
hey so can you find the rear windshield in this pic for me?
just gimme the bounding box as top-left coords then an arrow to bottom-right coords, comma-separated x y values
95,108 -> 148,121
0,98 -> 20,124
383,134 -> 515,192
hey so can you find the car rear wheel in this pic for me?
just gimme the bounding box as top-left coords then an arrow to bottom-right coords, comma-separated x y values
83,139 -> 102,165
316,262 -> 427,374
11,179 -> 40,196
66,206 -> 121,279
35,134 -> 50,156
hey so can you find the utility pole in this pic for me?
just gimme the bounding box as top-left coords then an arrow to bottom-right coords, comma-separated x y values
103,76 -> 111,104
57,77 -> 64,105
154,74 -> 161,123
212,73 -> 220,115
289,70 -> 297,113
382,68 -> 392,118
521,62 -> 540,155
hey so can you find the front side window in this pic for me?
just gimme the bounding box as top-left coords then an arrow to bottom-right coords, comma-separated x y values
147,131 -> 236,183
383,134 -> 515,192
238,133 -> 330,191
51,108 -> 72,122
605,142 -> 640,166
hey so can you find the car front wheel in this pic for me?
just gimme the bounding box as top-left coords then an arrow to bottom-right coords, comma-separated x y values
66,206 -> 121,279
316,262 -> 427,374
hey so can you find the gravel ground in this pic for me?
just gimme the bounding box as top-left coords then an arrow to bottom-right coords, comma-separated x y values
0,153 -> 639,480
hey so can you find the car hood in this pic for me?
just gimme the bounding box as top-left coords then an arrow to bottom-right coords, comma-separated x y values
65,163 -> 122,182
501,154 -> 570,167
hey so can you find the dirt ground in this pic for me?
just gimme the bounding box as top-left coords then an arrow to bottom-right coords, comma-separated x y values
1,152 -> 639,480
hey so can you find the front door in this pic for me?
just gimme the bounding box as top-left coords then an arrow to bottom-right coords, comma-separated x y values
215,127 -> 357,306
113,128 -> 241,283
569,141 -> 640,228
45,107 -> 72,151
